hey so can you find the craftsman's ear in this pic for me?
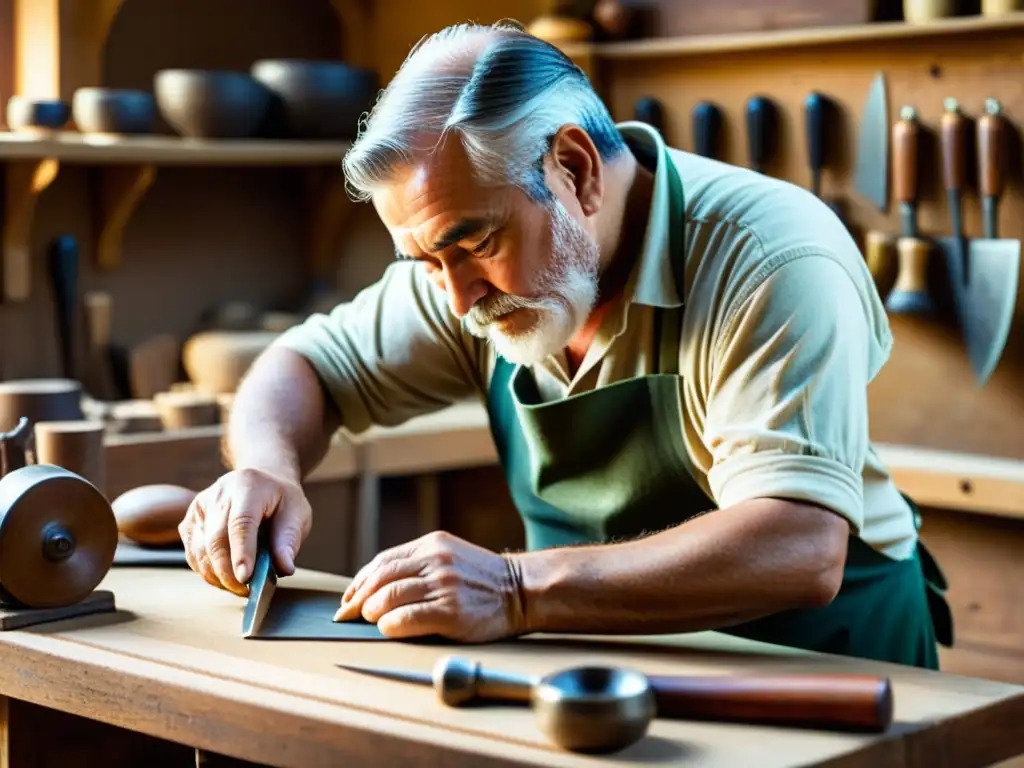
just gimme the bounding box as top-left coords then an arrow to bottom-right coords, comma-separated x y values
545,125 -> 603,217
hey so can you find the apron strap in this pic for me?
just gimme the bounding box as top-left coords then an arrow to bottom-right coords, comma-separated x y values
656,154 -> 687,377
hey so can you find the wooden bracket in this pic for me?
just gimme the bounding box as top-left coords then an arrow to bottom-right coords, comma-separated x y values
93,164 -> 157,270
2,158 -> 60,301
307,166 -> 354,285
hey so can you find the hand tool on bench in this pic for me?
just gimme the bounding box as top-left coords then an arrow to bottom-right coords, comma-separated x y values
242,522 -> 277,637
692,100 -> 723,159
338,655 -> 894,754
240,520 -> 388,640
0,417 -> 117,629
745,95 -> 778,174
886,105 -> 935,314
937,97 -> 1019,385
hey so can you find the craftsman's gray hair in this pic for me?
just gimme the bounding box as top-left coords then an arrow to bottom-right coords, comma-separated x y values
341,20 -> 627,204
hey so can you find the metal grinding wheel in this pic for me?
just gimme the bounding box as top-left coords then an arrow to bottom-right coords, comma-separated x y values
0,464 -> 118,608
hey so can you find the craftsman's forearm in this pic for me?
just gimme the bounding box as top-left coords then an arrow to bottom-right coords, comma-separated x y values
223,346 -> 341,484
511,500 -> 849,636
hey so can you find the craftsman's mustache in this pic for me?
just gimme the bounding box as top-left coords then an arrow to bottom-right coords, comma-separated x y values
469,290 -> 548,325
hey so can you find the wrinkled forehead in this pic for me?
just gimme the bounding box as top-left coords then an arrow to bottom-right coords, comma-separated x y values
372,138 -> 515,245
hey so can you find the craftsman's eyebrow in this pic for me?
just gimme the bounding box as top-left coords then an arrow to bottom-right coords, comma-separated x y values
429,218 -> 492,252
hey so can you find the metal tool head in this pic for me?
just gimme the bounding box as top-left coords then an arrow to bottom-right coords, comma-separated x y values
938,235 -> 1020,386
241,525 -> 277,638
336,662 -> 433,687
533,666 -> 655,754
854,72 -> 889,213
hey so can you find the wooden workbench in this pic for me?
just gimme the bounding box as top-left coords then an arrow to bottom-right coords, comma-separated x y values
0,566 -> 1021,767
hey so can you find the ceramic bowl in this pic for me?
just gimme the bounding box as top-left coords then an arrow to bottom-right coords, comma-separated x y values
6,96 -> 70,131
154,69 -> 272,139
249,59 -> 379,140
72,88 -> 156,134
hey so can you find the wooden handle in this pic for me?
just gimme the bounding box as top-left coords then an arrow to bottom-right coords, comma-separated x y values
647,674 -> 893,732
892,105 -> 920,205
885,237 -> 936,314
892,237 -> 931,294
940,98 -> 966,193
978,98 -> 1004,199
84,291 -> 112,350
864,230 -> 895,287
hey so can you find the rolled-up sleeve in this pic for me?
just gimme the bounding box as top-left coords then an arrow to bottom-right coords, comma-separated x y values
703,254 -> 871,532
272,261 -> 483,435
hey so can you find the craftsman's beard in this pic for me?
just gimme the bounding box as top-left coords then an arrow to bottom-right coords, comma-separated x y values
464,201 -> 600,366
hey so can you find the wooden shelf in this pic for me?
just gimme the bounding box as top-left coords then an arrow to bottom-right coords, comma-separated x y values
561,12 -> 1024,60
0,133 -> 353,294
0,132 -> 351,165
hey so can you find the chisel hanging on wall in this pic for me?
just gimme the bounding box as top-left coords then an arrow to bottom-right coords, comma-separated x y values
633,96 -> 665,136
692,101 -> 723,159
745,95 -> 778,174
886,105 -> 935,315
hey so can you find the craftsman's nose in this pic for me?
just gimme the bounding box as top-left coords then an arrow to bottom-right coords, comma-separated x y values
442,262 -> 488,318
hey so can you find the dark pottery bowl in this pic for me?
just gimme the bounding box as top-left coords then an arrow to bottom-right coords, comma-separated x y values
72,88 -> 156,134
6,96 -> 70,131
249,59 -> 379,140
154,69 -> 272,139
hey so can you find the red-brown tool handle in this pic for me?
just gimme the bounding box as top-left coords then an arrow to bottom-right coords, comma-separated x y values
940,99 -> 966,193
892,106 -> 920,204
978,99 -> 1005,199
647,674 -> 893,732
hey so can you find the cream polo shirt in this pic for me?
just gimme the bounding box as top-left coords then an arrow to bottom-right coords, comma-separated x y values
273,122 -> 918,561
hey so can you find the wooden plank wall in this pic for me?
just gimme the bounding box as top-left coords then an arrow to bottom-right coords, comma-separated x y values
591,29 -> 1024,460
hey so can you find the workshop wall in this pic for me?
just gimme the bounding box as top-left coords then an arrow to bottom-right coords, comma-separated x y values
0,0 -> 343,379
335,1 -> 1024,460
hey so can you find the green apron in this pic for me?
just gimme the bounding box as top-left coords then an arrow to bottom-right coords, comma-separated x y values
485,148 -> 951,669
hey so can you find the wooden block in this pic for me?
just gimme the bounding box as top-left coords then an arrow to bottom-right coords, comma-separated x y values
0,590 -> 115,631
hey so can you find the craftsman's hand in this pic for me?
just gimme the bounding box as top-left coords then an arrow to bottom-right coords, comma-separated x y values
334,530 -> 526,643
178,468 -> 312,597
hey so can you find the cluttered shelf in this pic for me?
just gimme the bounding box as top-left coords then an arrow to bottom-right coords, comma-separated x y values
103,402 -> 1024,521
0,132 -> 353,300
0,132 -> 351,165
560,11 -> 1024,60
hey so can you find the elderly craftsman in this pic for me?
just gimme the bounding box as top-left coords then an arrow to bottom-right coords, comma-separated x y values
179,21 -> 950,667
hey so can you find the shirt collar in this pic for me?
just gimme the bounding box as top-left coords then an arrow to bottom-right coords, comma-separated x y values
615,121 -> 684,309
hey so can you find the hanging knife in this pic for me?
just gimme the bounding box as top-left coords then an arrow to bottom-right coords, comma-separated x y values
745,95 -> 778,174
241,523 -> 277,638
854,72 -> 889,213
938,96 -> 1020,386
692,101 -> 723,159
886,105 -> 935,315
